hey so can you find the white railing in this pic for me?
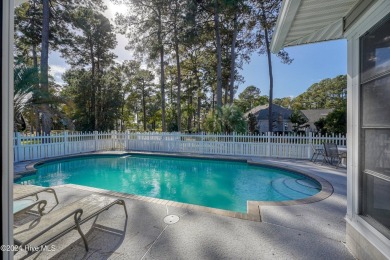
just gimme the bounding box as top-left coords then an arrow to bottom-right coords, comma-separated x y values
13,131 -> 347,163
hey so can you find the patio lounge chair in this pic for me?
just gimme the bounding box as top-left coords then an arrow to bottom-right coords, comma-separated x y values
310,143 -> 324,163
322,143 -> 347,168
14,194 -> 128,256
14,199 -> 47,217
14,184 -> 59,205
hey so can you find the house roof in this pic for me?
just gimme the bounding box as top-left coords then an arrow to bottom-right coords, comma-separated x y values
244,104 -> 268,118
300,109 -> 333,123
271,0 -> 362,52
244,104 -> 294,120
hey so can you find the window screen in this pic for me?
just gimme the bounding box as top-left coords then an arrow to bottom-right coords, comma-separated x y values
360,15 -> 390,239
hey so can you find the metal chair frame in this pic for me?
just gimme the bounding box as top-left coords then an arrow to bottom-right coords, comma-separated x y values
310,143 -> 324,163
322,142 -> 346,168
14,194 -> 128,258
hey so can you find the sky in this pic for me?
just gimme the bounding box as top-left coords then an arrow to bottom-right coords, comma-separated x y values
48,2 -> 347,99
241,40 -> 347,98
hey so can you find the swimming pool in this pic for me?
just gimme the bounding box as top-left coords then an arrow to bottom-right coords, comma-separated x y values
16,155 -> 322,213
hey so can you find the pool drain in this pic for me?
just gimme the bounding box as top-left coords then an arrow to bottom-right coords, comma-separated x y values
164,215 -> 180,224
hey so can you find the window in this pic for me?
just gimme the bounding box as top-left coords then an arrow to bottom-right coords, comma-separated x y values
360,14 -> 390,239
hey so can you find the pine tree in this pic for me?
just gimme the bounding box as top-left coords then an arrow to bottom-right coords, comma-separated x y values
61,8 -> 118,131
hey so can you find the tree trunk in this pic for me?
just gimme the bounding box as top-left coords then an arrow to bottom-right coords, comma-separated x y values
229,11 -> 238,104
34,106 -> 41,135
89,36 -> 96,130
214,0 -> 222,107
31,1 -> 38,69
174,41 -> 181,132
32,45 -> 39,135
32,45 -> 38,68
224,77 -> 228,105
194,70 -> 202,132
158,9 -> 166,132
40,0 -> 51,135
259,1 -> 274,133
197,93 -> 201,132
170,77 -> 173,104
96,53 -> 102,130
187,95 -> 192,132
174,0 -> 182,132
187,78 -> 193,132
121,92 -> 125,131
212,90 -> 215,111
31,1 -> 40,135
142,80 -> 147,131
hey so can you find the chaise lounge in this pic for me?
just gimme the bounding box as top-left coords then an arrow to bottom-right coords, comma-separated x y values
14,184 -> 59,205
14,194 -> 128,257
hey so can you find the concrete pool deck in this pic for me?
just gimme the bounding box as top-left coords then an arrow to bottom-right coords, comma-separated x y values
13,153 -> 354,259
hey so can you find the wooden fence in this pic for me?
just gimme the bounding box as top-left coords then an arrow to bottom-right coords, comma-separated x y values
13,131 -> 347,162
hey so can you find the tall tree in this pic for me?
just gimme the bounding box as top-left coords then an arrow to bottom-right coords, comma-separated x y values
229,9 -> 238,104
292,75 -> 347,110
116,0 -> 169,131
61,8 -> 117,131
254,0 -> 292,132
14,0 -> 42,67
225,0 -> 252,104
40,0 -> 51,135
235,85 -> 269,113
134,69 -> 155,131
14,0 -> 106,134
117,60 -> 142,130
214,0 -> 223,107
157,5 -> 167,131
167,0 -> 186,132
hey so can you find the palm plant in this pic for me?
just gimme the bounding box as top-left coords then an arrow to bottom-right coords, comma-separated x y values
14,64 -> 39,131
204,104 -> 246,134
219,104 -> 246,134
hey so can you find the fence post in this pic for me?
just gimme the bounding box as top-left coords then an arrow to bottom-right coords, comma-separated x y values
64,131 -> 68,155
175,132 -> 180,152
16,132 -> 22,162
267,132 -> 271,157
162,132 -> 166,151
308,131 -> 313,159
233,132 -> 236,155
125,131 -> 129,150
111,130 -> 116,150
94,131 -> 98,151
201,132 -> 204,154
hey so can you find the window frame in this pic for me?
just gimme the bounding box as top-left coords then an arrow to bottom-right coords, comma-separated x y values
359,13 -> 390,240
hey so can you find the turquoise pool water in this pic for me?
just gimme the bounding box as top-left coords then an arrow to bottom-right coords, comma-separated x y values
16,155 -> 321,213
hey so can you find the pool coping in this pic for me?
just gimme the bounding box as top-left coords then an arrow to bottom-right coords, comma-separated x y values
14,151 -> 334,222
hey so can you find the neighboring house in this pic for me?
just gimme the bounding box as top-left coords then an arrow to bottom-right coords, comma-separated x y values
244,104 -> 299,133
300,109 -> 333,133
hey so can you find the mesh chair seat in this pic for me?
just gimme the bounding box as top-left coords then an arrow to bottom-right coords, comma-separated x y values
323,143 -> 346,168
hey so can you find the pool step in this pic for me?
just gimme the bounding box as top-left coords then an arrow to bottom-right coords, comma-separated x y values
271,178 -> 319,200
283,179 -> 320,195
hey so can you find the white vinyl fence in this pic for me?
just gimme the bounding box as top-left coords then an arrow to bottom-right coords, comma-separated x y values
14,131 -> 346,163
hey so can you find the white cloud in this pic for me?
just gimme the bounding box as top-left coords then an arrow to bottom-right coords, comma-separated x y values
104,1 -> 128,20
49,64 -> 68,85
50,64 -> 67,75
